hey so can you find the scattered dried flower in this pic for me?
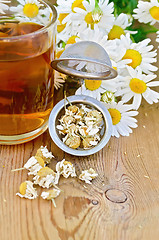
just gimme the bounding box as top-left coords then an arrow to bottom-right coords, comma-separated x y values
16,181 -> 38,199
41,188 -> 61,200
56,159 -> 76,178
33,167 -> 59,188
36,146 -> 54,164
41,188 -> 61,207
79,168 -> 98,184
24,156 -> 45,175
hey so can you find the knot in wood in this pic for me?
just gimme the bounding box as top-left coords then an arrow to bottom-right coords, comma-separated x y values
105,189 -> 127,203
92,200 -> 98,205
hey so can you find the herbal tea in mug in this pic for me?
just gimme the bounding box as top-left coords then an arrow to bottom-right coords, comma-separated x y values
0,0 -> 57,144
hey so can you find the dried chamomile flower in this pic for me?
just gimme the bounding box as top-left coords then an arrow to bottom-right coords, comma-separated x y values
85,110 -> 103,126
78,126 -> 89,137
56,159 -> 76,178
76,108 -> 85,118
41,188 -> 61,200
79,168 -> 98,184
58,124 -> 78,136
68,105 -> 79,114
82,137 -> 98,149
41,188 -> 61,207
60,115 -> 75,125
33,167 -> 59,188
24,156 -> 45,175
36,146 -> 54,164
16,181 -> 38,199
65,135 -> 81,149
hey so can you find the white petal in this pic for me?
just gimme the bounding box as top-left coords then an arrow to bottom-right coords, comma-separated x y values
147,81 -> 159,87
132,94 -> 142,110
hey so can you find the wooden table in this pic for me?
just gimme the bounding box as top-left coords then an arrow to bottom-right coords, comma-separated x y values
1,40 -> 159,240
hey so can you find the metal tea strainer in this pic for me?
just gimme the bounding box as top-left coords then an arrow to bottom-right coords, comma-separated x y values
49,41 -> 115,155
51,41 -> 117,80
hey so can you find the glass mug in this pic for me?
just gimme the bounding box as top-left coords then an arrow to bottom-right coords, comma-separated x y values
0,0 -> 57,144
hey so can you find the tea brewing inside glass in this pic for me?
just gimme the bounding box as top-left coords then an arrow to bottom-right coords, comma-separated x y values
0,0 -> 57,144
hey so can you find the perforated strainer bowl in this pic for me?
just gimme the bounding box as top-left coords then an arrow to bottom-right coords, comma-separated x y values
49,95 -> 112,156
51,41 -> 117,80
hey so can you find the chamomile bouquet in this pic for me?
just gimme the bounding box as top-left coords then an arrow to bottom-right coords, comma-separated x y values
55,0 -> 159,138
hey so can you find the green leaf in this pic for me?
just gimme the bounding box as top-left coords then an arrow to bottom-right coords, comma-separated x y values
128,22 -> 158,42
109,0 -> 138,15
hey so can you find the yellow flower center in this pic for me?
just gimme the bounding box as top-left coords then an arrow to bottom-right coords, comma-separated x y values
108,108 -> 121,125
37,167 -> 54,177
84,10 -> 102,29
149,6 -> 159,20
35,156 -> 45,167
66,35 -> 78,44
71,0 -> 85,13
129,78 -> 147,94
85,79 -> 102,90
122,49 -> 142,68
108,25 -> 125,40
57,13 -> 68,32
19,182 -> 27,195
85,12 -> 94,24
23,3 -> 39,18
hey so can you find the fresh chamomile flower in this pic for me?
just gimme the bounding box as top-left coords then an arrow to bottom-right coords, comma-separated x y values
113,33 -> 158,74
101,91 -> 116,103
33,167 -> 60,188
56,159 -> 76,178
133,0 -> 159,25
79,168 -> 98,184
108,13 -> 137,40
24,156 -> 45,175
16,181 -> 38,199
62,0 -> 114,34
75,79 -> 117,101
104,101 -> 138,138
0,0 -> 10,14
57,23 -> 72,43
57,18 -> 81,44
10,0 -> 52,25
115,66 -> 159,110
56,0 -> 86,41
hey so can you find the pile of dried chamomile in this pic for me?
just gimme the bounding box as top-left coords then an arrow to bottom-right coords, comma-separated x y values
56,104 -> 104,149
13,146 -> 98,206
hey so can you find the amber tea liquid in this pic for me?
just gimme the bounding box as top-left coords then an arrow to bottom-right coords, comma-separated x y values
0,22 -> 55,142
